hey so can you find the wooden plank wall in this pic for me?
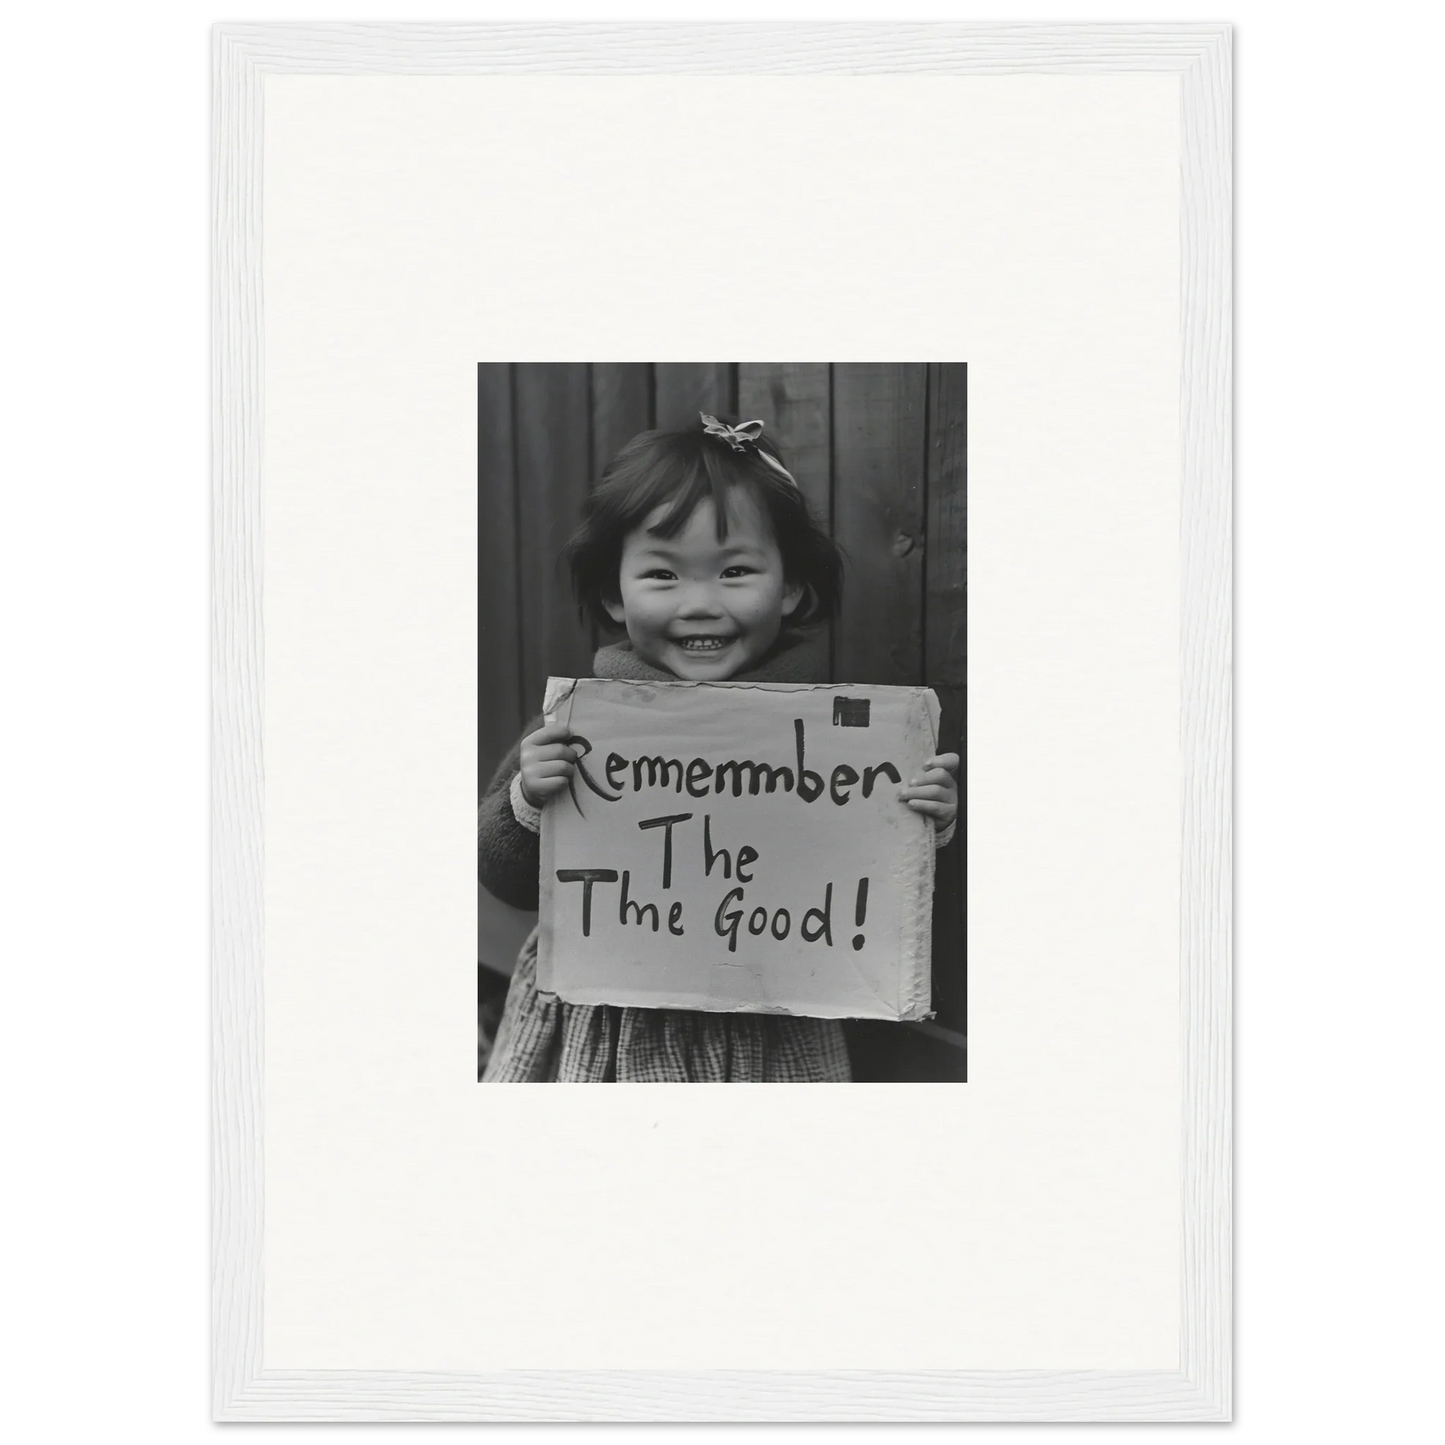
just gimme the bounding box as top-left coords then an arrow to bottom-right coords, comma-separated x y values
478,363 -> 967,1042
476,365 -> 521,781
925,365 -> 968,1038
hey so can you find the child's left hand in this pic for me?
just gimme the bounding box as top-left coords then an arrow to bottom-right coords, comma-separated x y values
899,753 -> 960,833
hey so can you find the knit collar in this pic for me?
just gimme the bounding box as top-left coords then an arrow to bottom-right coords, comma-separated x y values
592,628 -> 827,685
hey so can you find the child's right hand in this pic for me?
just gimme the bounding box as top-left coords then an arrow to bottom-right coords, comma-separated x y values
518,723 -> 580,808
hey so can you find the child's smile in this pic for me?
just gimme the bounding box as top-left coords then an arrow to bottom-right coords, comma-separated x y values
606,490 -> 804,680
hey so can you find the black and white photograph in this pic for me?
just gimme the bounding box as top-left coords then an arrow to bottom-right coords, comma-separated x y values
477,363 -> 967,1081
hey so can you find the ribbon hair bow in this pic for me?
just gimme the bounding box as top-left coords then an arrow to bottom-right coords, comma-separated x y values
699,413 -> 800,489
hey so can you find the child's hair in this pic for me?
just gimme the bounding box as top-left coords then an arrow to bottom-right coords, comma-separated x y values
564,416 -> 844,631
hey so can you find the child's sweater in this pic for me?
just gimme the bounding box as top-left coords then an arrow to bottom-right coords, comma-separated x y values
477,631 -> 938,1082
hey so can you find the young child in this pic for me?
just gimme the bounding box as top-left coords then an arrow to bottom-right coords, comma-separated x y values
478,413 -> 959,1082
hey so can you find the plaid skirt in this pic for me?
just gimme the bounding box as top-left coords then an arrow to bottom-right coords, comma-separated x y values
482,929 -> 851,1083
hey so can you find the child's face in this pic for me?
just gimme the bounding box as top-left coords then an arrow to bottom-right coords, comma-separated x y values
605,488 -> 804,680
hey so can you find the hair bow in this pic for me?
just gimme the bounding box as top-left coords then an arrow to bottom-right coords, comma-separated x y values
698,412 -> 800,489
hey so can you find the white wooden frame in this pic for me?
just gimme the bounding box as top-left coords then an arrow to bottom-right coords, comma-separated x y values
213,22 -> 1231,1421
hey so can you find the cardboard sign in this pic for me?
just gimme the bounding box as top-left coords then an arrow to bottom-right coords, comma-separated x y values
537,678 -> 940,1021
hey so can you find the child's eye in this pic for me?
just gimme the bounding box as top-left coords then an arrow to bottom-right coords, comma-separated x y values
640,568 -> 676,581
721,565 -> 756,579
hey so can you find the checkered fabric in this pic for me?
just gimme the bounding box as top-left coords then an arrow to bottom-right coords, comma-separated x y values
483,929 -> 852,1083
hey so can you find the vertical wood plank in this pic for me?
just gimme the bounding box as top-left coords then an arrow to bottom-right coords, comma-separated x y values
514,363 -> 594,716
926,364 -> 968,688
739,362 -> 834,677
591,363 -> 653,477
737,363 -> 832,526
654,363 -> 737,429
926,364 -> 968,1038
832,364 -> 927,684
588,364 -> 654,654
928,679 -> 967,1038
477,364 -> 521,787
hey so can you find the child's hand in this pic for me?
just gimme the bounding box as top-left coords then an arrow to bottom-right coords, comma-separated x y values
518,723 -> 581,808
899,753 -> 960,833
